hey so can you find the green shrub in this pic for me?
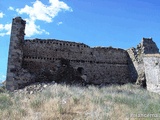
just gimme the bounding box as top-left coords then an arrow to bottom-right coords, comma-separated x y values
72,96 -> 79,104
0,87 -> 5,93
114,96 -> 138,108
30,98 -> 44,110
42,88 -> 53,99
0,94 -> 13,110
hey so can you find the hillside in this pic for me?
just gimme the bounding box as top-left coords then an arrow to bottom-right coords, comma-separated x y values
0,83 -> 160,120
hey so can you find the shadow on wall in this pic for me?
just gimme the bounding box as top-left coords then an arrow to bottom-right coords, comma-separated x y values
55,58 -> 86,85
128,56 -> 138,84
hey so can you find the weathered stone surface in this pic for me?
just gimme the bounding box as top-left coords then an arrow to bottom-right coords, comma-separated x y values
6,17 -> 133,90
136,72 -> 146,88
143,55 -> 160,93
6,17 -> 160,94
6,17 -> 26,91
13,82 -> 56,94
22,39 -> 131,86
141,38 -> 159,54
127,38 -> 159,88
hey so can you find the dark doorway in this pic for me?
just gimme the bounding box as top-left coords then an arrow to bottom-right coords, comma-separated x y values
77,67 -> 84,75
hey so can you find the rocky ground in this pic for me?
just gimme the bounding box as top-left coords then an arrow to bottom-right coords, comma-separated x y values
2,80 -> 141,95
13,81 -> 57,94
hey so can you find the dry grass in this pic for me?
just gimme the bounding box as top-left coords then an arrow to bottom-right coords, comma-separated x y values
0,83 -> 160,120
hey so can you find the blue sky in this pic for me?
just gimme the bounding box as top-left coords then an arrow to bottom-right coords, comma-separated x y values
0,0 -> 160,82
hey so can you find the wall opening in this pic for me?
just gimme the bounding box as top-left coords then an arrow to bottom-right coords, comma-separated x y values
77,67 -> 84,75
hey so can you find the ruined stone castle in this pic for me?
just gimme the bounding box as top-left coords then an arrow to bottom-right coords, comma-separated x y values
6,17 -> 160,93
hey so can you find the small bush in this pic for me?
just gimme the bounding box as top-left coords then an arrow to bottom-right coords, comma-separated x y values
0,94 -> 13,110
72,96 -> 80,104
114,96 -> 138,108
0,87 -> 5,93
91,96 -> 104,105
30,98 -> 44,110
42,88 -> 53,99
58,103 -> 66,114
141,102 -> 160,114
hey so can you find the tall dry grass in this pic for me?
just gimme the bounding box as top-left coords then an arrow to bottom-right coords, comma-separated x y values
0,83 -> 160,120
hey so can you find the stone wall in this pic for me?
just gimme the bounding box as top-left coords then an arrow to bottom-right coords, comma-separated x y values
6,17 -> 133,90
6,17 -> 26,91
143,54 -> 160,93
6,17 -> 160,92
127,38 -> 159,87
22,39 -> 131,85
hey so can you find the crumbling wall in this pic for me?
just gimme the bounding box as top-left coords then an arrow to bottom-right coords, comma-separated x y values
7,17 -> 160,91
6,17 -> 35,90
6,17 -> 25,90
22,39 -> 131,86
127,38 -> 159,87
143,54 -> 160,93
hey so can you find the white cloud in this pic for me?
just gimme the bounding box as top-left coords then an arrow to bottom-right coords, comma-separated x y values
0,24 -> 3,30
0,12 -> 10,37
24,18 -> 49,37
0,12 -> 4,18
57,21 -> 63,25
0,0 -> 72,37
2,75 -> 6,78
17,0 -> 72,23
8,6 -> 14,11
0,74 -> 6,82
0,23 -> 11,37
4,24 -> 11,35
16,0 -> 72,37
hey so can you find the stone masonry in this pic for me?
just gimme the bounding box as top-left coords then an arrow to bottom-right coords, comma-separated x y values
6,17 -> 160,92
6,17 -> 26,90
143,54 -> 160,93
127,38 -> 159,87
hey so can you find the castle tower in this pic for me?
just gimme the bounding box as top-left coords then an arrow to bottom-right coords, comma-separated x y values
6,17 -> 26,91
141,37 -> 159,54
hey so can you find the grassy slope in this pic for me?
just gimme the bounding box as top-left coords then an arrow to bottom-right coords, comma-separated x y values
0,84 -> 160,120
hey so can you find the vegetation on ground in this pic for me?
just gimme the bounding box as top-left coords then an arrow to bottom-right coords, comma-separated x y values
0,83 -> 160,120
